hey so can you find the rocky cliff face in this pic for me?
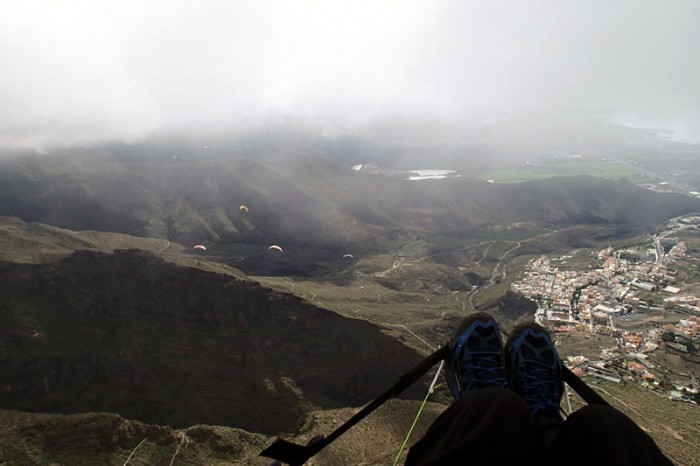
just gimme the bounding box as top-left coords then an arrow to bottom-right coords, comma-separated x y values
0,250 -> 425,434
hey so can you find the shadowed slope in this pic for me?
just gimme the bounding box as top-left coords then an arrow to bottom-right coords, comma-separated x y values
0,249 -> 426,434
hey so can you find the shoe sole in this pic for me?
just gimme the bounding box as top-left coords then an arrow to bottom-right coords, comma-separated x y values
504,321 -> 564,419
446,312 -> 502,400
505,321 -> 559,376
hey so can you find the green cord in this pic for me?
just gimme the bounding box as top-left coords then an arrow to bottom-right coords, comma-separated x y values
392,383 -> 443,466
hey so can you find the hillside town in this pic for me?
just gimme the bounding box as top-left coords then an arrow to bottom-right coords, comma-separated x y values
510,214 -> 700,404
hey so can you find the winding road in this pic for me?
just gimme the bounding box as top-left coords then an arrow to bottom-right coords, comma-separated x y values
488,241 -> 522,286
468,240 -> 522,309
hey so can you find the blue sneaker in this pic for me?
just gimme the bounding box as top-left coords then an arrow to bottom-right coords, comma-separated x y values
445,312 -> 509,401
505,323 -> 564,422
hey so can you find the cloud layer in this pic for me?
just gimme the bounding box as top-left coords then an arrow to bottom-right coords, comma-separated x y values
2,0 -> 699,147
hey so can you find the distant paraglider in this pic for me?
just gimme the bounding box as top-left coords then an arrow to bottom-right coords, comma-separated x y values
193,244 -> 207,251
343,254 -> 354,259
239,205 -> 249,213
268,245 -> 283,253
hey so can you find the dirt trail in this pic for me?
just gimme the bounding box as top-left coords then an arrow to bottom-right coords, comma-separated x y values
373,260 -> 404,277
382,323 -> 437,351
452,291 -> 467,311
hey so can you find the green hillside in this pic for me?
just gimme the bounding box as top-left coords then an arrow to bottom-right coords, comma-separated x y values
1,149 -> 698,255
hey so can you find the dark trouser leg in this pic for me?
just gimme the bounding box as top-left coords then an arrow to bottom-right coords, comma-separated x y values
546,404 -> 674,466
405,387 -> 537,466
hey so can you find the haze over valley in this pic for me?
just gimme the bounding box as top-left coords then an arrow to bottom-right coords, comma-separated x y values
1,1 -> 700,465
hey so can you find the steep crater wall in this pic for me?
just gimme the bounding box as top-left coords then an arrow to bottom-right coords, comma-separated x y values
0,250 -> 425,434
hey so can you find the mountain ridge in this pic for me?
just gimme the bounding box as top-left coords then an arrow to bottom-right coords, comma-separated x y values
1,151 -> 698,250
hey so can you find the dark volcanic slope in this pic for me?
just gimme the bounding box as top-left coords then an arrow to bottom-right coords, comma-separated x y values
0,250 -> 425,434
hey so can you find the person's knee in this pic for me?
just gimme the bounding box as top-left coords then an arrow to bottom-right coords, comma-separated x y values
468,387 -> 530,410
551,405 -> 671,466
452,387 -> 532,426
567,404 -> 635,434
407,388 -> 536,466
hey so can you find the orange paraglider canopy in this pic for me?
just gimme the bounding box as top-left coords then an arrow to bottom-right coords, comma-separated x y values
193,244 -> 207,251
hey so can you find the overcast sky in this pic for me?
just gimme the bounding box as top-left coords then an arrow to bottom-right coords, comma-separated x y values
1,0 -> 699,148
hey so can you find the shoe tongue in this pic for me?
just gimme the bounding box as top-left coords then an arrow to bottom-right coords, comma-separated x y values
468,326 -> 499,351
521,345 -> 537,358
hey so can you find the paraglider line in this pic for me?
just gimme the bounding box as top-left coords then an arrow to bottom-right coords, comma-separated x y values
393,361 -> 445,466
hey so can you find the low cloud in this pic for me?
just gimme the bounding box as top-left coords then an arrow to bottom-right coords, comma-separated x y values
1,0 -> 699,149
